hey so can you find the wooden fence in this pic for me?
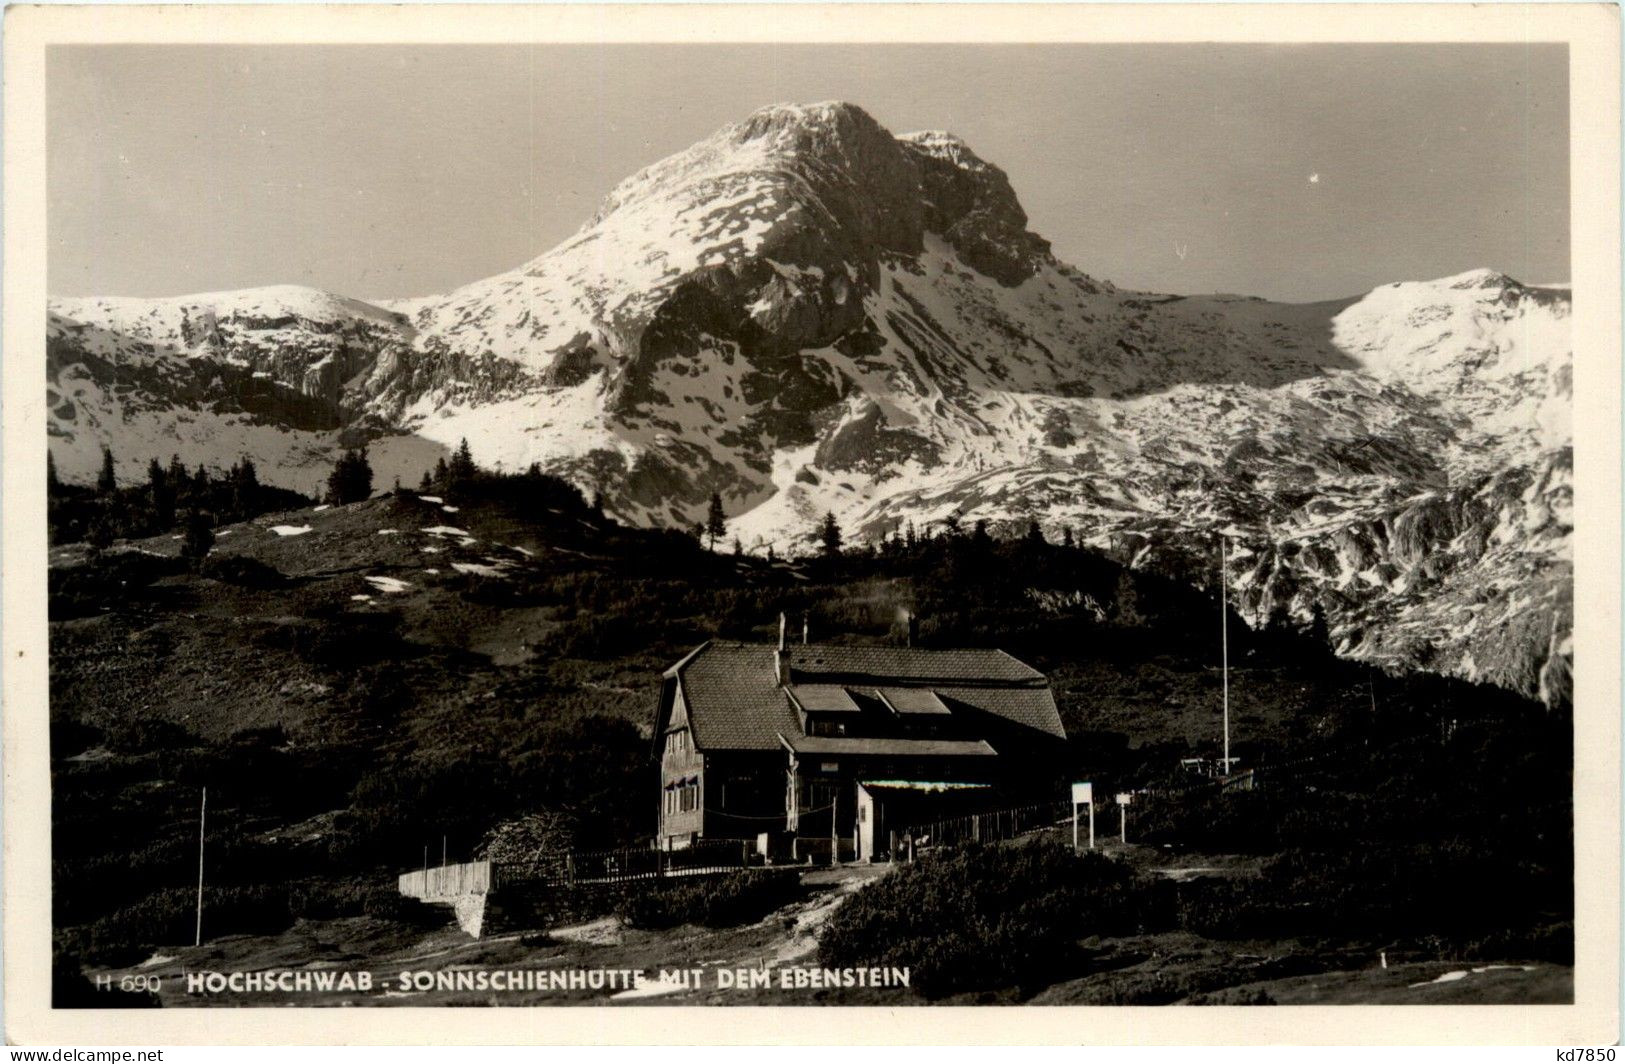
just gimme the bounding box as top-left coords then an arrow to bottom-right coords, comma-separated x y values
901,798 -> 1073,852
537,839 -> 754,886
401,840 -> 756,900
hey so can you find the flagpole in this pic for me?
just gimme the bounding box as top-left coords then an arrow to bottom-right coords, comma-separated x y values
1220,534 -> 1230,773
194,786 -> 207,947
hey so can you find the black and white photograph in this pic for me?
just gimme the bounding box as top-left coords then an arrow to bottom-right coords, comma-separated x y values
4,2 -> 1620,1046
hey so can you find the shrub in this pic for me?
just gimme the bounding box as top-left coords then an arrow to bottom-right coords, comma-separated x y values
201,555 -> 287,590
816,841 -> 1142,997
180,510 -> 214,567
617,870 -> 804,930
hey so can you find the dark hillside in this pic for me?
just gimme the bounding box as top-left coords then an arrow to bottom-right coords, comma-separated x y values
49,472 -> 1567,978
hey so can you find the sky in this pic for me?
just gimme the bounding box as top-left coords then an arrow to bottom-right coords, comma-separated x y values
47,43 -> 1569,304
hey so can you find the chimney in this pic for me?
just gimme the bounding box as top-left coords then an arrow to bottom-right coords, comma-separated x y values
802,614 -> 810,646
774,612 -> 789,686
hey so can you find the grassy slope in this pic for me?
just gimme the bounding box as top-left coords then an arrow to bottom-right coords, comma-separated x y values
49,486 -> 1569,1003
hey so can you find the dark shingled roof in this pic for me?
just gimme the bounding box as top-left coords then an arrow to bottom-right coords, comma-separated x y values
662,642 -> 1066,752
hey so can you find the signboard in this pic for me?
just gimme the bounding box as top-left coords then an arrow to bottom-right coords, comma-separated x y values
1071,782 -> 1092,804
1116,792 -> 1133,805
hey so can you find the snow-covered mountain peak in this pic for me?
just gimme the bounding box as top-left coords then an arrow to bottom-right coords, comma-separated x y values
1438,267 -> 1523,290
898,130 -> 988,170
45,103 -> 1574,708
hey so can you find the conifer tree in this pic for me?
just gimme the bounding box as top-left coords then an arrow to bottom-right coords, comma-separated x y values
149,457 -> 175,529
449,438 -> 477,483
326,446 -> 373,504
96,446 -> 116,494
819,511 -> 842,558
705,492 -> 727,552
46,451 -> 59,492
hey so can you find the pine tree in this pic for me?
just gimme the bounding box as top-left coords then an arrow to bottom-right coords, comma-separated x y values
1308,603 -> 1332,649
705,492 -> 727,551
96,446 -> 116,494
766,543 -> 777,563
419,470 -> 432,492
972,519 -> 991,548
449,438 -> 477,483
819,512 -> 842,558
326,446 -> 373,505
236,456 -> 259,490
167,455 -> 189,491
732,535 -> 743,557
1062,526 -> 1075,548
149,457 -> 175,529
591,489 -> 605,514
46,451 -> 59,492
1025,519 -> 1045,546
432,457 -> 449,487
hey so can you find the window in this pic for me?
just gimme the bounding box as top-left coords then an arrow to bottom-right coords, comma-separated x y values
664,780 -> 700,817
665,730 -> 689,755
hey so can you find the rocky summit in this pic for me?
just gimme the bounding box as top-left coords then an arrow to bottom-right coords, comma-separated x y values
45,101 -> 1572,706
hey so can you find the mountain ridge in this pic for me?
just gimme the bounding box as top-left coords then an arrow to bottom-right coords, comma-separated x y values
44,101 -> 1572,706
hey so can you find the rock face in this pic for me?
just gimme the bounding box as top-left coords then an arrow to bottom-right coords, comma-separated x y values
45,101 -> 1572,706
